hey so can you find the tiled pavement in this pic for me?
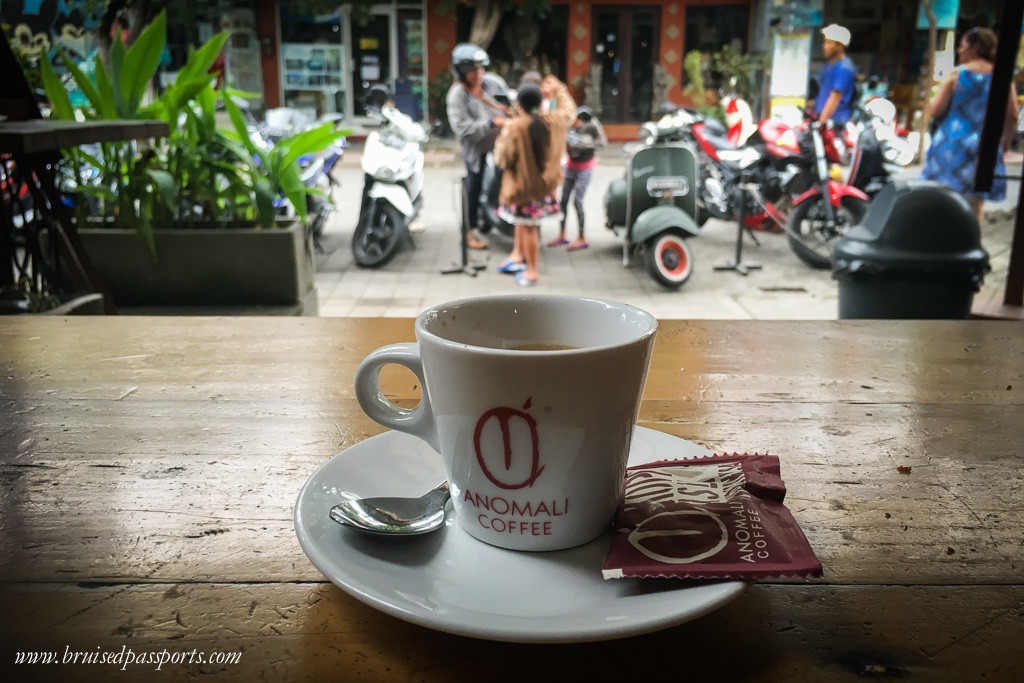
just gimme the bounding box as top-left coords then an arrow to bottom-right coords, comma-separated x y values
313,139 -> 1019,320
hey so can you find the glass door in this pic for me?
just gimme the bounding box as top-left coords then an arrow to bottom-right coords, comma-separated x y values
348,5 -> 427,123
593,6 -> 658,122
350,13 -> 391,117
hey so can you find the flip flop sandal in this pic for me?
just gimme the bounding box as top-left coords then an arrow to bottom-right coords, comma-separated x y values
497,258 -> 526,273
515,271 -> 538,287
566,240 -> 590,251
546,237 -> 570,247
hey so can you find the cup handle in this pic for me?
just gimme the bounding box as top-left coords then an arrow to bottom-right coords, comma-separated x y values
354,343 -> 439,452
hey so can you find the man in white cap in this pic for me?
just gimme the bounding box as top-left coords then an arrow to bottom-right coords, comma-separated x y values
814,24 -> 857,127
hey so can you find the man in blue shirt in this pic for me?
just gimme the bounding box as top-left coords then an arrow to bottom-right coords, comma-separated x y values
814,24 -> 857,126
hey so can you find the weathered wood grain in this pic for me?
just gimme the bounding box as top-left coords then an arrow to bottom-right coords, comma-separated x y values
1,317 -> 1022,680
0,583 -> 1020,681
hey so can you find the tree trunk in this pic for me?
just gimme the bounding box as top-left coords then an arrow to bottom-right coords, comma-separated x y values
468,0 -> 504,51
916,0 -> 938,163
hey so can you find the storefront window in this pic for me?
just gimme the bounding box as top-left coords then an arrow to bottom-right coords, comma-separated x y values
685,5 -> 749,90
280,10 -> 345,118
277,3 -> 427,123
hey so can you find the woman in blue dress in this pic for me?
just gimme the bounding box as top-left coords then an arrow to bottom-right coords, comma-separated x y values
921,27 -> 1018,226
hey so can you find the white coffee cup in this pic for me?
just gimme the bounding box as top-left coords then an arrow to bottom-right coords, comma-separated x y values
354,295 -> 657,551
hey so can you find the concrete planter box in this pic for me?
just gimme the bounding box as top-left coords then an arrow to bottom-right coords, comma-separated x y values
78,221 -> 318,315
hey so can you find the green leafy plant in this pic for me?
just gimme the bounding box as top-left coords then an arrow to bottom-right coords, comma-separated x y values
39,11 -> 230,256
38,9 -> 348,258
221,96 -> 350,228
162,84 -> 254,225
682,50 -> 722,122
712,44 -> 769,102
682,51 -> 707,105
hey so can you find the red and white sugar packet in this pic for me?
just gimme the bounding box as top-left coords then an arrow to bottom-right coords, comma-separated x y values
602,453 -> 822,580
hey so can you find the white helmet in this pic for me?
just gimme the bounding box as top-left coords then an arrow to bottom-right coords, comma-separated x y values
821,24 -> 851,47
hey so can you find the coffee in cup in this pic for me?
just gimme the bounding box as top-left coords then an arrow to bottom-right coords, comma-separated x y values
354,295 -> 657,551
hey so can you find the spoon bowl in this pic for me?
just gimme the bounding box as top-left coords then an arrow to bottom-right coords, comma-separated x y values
330,481 -> 450,535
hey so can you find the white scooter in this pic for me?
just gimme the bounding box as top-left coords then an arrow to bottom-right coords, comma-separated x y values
352,87 -> 428,268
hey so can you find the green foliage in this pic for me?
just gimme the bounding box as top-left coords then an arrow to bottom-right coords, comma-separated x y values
682,51 -> 707,105
712,44 -> 769,101
39,9 -> 348,259
681,50 -> 731,124
222,95 -> 351,228
428,69 -> 455,136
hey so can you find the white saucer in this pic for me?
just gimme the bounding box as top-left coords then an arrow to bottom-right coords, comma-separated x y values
294,426 -> 746,643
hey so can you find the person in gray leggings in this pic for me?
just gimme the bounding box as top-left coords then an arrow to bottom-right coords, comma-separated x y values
548,106 -> 607,251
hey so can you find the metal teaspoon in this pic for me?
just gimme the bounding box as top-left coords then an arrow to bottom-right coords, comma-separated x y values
329,481 -> 450,535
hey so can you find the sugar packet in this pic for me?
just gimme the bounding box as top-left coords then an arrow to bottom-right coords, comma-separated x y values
603,454 -> 822,580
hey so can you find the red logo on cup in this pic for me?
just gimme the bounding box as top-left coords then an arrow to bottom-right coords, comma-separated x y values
473,398 -> 544,490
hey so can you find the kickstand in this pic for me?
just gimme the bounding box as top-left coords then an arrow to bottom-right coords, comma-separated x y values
442,177 -> 487,276
714,186 -> 763,276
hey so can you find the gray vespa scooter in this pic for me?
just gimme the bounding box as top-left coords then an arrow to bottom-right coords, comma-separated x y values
604,141 -> 701,288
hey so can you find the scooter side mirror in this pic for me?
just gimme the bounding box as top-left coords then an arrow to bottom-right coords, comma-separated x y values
659,101 -> 680,116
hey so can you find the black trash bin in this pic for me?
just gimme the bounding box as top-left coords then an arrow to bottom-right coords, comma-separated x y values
831,180 -> 990,319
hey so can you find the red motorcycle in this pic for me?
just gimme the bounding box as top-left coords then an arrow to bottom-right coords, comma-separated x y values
643,103 -> 870,268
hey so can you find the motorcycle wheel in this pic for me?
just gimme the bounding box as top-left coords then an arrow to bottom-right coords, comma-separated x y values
352,202 -> 405,268
787,195 -> 868,269
643,231 -> 693,289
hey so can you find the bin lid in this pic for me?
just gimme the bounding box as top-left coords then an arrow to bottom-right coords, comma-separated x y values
832,180 -> 989,271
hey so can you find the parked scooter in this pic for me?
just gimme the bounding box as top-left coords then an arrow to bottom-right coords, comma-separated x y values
721,92 -> 756,146
251,106 -> 345,250
646,100 -> 870,269
771,111 -> 871,269
846,97 -> 911,199
352,84 -> 428,268
604,136 -> 702,289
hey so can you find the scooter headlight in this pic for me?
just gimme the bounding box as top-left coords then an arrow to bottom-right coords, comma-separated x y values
639,122 -> 659,146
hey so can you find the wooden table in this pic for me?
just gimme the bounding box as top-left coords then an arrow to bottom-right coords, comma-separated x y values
1,317 -> 1022,681
0,120 -> 170,156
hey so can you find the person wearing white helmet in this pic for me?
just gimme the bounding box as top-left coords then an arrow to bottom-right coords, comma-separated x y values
446,43 -> 511,250
814,24 -> 857,127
